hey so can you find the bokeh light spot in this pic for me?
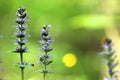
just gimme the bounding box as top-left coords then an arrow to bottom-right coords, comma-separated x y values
62,53 -> 77,67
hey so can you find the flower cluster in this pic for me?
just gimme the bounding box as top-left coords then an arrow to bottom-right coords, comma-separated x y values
99,37 -> 118,80
38,25 -> 54,80
14,7 -> 29,54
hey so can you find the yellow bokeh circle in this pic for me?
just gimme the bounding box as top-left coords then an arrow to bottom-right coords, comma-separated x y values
62,53 -> 77,67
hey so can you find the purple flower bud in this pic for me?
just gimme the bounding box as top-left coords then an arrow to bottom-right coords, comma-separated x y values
18,7 -> 26,15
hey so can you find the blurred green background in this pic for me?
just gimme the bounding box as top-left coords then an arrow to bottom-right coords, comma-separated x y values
0,0 -> 120,80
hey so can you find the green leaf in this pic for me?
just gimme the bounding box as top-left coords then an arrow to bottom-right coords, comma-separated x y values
14,63 -> 33,69
47,60 -> 53,65
69,14 -> 113,29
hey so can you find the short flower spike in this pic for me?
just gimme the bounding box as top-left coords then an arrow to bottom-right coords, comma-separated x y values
38,25 -> 54,80
99,37 -> 118,80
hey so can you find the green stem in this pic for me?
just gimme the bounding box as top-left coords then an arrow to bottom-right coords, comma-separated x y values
21,67 -> 24,80
20,53 -> 24,80
43,52 -> 47,80
20,52 -> 23,63
43,70 -> 46,80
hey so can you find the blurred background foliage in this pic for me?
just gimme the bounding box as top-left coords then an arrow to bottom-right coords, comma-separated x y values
0,0 -> 120,80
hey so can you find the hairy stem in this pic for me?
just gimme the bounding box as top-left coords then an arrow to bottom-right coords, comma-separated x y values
20,53 -> 24,80
43,52 -> 47,80
21,67 -> 24,80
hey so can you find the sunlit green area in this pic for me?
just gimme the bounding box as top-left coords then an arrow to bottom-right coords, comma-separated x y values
0,0 -> 120,80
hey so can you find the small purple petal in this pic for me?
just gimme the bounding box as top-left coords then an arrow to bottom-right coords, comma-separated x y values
102,44 -> 109,50
99,52 -> 106,56
101,59 -> 108,64
103,77 -> 110,80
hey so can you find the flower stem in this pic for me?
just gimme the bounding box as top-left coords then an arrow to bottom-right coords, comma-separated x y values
21,67 -> 24,80
20,53 -> 24,80
43,52 -> 47,80
43,71 -> 46,80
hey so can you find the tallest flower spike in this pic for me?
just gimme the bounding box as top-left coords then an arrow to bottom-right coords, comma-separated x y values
15,7 -> 29,53
99,38 -> 118,80
14,7 -> 30,80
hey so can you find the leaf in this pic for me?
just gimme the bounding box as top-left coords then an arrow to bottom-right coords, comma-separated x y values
69,15 -> 113,29
47,60 -> 53,65
14,62 -> 33,69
